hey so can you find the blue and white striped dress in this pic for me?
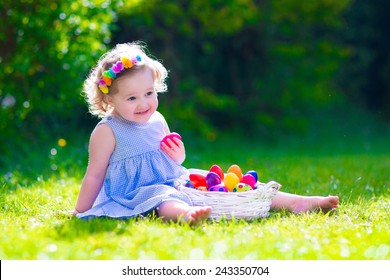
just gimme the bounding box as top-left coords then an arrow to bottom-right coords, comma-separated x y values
77,111 -> 192,219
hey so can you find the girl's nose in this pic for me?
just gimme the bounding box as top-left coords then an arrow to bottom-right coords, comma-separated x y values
137,97 -> 148,108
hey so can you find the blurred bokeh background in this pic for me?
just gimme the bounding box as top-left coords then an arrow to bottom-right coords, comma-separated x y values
1,0 -> 389,170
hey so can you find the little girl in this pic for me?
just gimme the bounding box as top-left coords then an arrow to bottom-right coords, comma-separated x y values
74,42 -> 338,224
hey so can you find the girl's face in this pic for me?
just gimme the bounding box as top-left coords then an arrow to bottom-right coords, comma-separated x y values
106,67 -> 158,123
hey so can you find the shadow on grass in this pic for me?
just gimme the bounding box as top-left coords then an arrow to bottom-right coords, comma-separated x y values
52,211 -> 276,241
52,216 -> 139,239
51,211 -> 166,240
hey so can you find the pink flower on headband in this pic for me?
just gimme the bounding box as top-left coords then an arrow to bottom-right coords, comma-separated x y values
131,55 -> 142,65
112,61 -> 124,73
98,55 -> 142,94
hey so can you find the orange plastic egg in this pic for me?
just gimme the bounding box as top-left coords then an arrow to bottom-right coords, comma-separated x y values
223,172 -> 240,192
227,164 -> 243,181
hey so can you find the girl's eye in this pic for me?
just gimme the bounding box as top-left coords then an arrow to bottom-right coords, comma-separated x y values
146,91 -> 154,96
128,96 -> 136,101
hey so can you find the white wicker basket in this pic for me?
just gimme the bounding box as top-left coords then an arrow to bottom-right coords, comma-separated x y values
177,169 -> 281,220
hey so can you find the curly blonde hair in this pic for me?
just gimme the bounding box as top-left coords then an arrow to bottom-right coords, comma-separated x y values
83,42 -> 168,118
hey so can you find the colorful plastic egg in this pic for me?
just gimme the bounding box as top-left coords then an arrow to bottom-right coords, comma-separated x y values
184,180 -> 195,189
209,164 -> 224,180
241,173 -> 257,189
189,173 -> 207,188
161,132 -> 182,148
223,172 -> 240,192
206,172 -> 222,187
227,164 -> 243,181
208,184 -> 228,192
245,170 -> 258,182
232,183 -> 252,192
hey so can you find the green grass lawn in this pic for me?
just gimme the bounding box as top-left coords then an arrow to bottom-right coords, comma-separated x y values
1,109 -> 389,260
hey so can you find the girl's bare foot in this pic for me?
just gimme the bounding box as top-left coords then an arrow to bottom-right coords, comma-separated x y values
292,196 -> 339,214
185,206 -> 212,225
157,201 -> 212,225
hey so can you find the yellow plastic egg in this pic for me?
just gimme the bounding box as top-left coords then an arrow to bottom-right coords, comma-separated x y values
223,172 -> 240,192
227,164 -> 243,181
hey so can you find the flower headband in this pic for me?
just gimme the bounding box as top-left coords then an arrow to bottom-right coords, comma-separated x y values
98,55 -> 142,94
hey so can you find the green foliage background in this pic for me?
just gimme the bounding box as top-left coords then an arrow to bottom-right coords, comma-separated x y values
114,0 -> 350,137
1,0 -> 389,262
0,0 -> 117,161
1,0 -> 389,166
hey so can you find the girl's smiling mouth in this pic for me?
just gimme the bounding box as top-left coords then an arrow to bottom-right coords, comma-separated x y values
136,109 -> 150,115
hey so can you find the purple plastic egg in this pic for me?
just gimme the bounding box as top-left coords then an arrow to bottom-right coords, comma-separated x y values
206,171 -> 222,187
208,184 -> 228,192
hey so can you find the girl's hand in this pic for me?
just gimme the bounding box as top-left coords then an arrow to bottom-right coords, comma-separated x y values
161,137 -> 186,164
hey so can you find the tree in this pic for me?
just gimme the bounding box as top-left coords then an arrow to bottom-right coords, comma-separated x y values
340,0 -> 390,119
114,0 -> 351,138
0,0 -> 117,162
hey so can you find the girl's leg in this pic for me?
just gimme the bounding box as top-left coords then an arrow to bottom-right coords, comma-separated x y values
157,201 -> 212,224
271,191 -> 339,214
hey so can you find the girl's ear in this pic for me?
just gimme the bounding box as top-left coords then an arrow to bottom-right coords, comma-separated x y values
104,95 -> 114,106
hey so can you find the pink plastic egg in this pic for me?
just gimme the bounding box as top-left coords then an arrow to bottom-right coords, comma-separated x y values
241,174 -> 256,189
161,132 -> 182,148
209,164 -> 224,180
245,170 -> 258,182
